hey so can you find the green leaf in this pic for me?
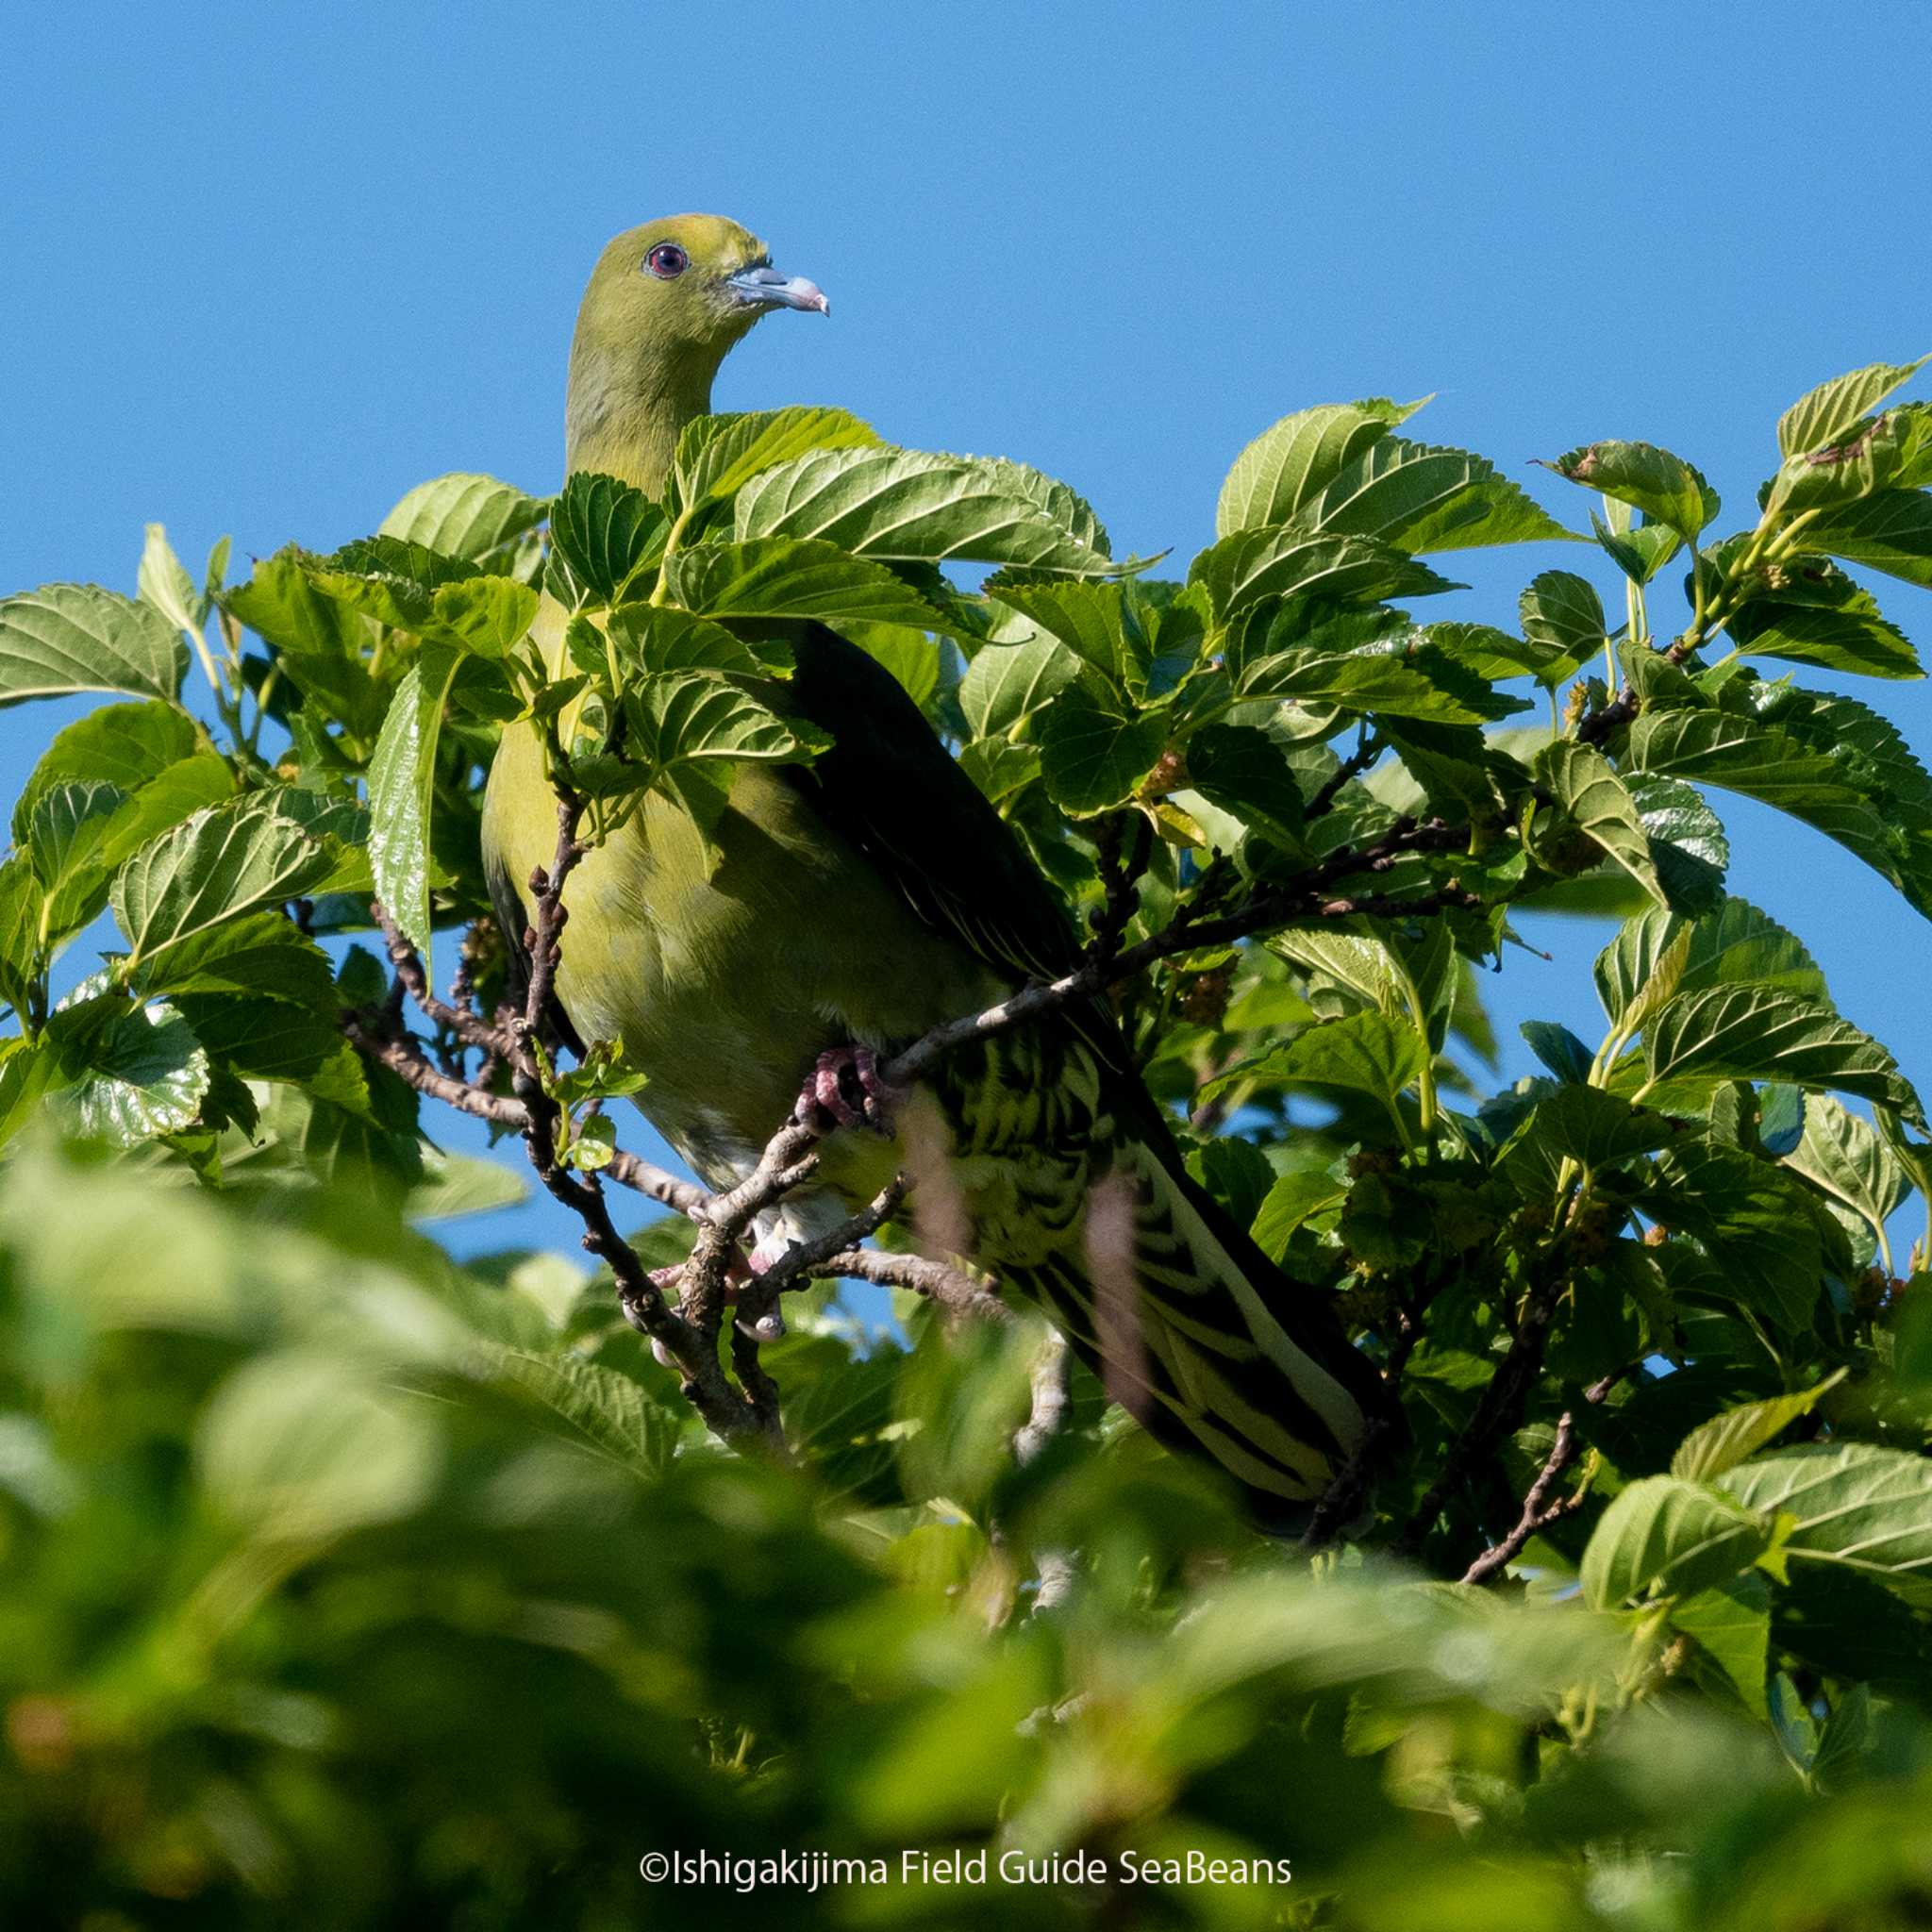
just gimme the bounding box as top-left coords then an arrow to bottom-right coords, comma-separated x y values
1185,724 -> 1308,846
1782,1096 -> 1910,1257
408,1150 -> 528,1223
1626,704 -> 1918,908
378,473 -> 548,560
14,764 -> 227,944
1642,986 -> 1920,1121
1673,1373 -> 1846,1483
111,803 -> 335,971
983,576 -> 1187,702
1728,567 -> 1920,681
1519,571 -> 1606,679
1764,410 -> 1926,515
1640,1138 -> 1825,1329
304,536 -> 478,627
174,993 -> 344,1081
596,603 -> 774,678
0,1039 -> 53,1152
1773,1567 -> 1932,1695
979,457 -> 1115,559
139,523 -> 204,635
54,997 -> 211,1147
546,472 -> 669,608
1777,355 -> 1929,457
1204,1010 -> 1428,1109
733,446 -> 1118,576
1271,926 -> 1412,1020
628,670 -> 824,769
675,406 -> 883,508
197,1350 -> 441,1541
1296,437 -> 1578,553
419,576 -> 539,657
489,1347 -> 680,1478
841,624 -> 940,708
1188,527 -> 1459,621
958,635 -> 1080,738
1236,634 -> 1523,724
225,548 -> 378,731
1580,1473 -> 1775,1607
0,582 -> 187,706
1799,488 -> 1932,591
1215,396 -> 1424,535
1591,508 -> 1683,586
366,653 -> 463,958
1249,1167 -> 1349,1259
1597,898 -> 1826,1027
1518,1020 -> 1595,1085
1415,620 -> 1558,683
1722,1441 -> 1932,1580
608,672 -> 831,858
129,908 -> 336,1008
300,541 -> 535,657
1671,1574 -> 1772,1718
14,701 -> 198,829
1035,682 -> 1167,814
956,737 -> 1040,808
1543,441 -> 1718,542
1626,774 -> 1729,915
1514,1083 -> 1674,1174
1537,741 -> 1668,908
663,535 -> 945,631
27,781 -> 128,892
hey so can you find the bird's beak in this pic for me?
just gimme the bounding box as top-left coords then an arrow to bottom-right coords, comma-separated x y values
726,263 -> 830,315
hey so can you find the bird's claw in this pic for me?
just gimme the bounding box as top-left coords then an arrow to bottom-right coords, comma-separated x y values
795,1044 -> 900,1134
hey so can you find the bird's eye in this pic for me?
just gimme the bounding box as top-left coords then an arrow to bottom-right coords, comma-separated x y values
644,242 -> 690,279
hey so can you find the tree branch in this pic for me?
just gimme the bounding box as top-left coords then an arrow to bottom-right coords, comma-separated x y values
371,900 -> 515,1062
1458,1411 -> 1583,1585
1307,728 -> 1380,819
1394,1273 -> 1562,1559
888,816 -> 1477,1087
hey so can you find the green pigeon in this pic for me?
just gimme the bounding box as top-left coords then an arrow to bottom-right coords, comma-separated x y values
482,214 -> 1396,1523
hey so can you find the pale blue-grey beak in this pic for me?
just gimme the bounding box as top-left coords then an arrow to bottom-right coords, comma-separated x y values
727,263 -> 829,315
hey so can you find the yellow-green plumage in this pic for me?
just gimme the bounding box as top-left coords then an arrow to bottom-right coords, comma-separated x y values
482,215 -> 1394,1520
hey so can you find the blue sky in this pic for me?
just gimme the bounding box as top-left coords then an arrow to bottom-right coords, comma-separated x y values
6,3 -> 1932,1263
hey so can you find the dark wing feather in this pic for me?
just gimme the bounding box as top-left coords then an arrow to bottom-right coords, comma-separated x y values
770,622 -> 1134,1079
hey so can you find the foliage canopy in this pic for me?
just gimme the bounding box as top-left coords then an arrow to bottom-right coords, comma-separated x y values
4,360 -> 1932,1926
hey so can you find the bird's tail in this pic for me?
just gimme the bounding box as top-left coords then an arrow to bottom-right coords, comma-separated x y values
1006,1133 -> 1396,1526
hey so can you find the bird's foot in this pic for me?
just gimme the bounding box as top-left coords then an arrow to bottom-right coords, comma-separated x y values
648,1250 -> 784,1365
794,1044 -> 901,1134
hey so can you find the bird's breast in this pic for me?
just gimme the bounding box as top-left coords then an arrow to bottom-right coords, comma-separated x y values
481,712 -> 1002,1180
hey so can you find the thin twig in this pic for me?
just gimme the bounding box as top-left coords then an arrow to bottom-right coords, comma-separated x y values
1013,1329 -> 1072,1468
1307,729 -> 1380,819
1459,1411 -> 1583,1585
807,1246 -> 1011,1324
739,1174 -> 910,1312
504,784 -> 773,1446
371,900 -> 515,1060
344,1011 -> 707,1214
887,817 -> 1476,1087
1394,1274 -> 1562,1558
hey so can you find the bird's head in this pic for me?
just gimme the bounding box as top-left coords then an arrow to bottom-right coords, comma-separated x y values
565,214 -> 827,487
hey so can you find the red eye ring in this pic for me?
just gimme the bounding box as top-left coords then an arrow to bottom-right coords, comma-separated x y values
644,242 -> 689,279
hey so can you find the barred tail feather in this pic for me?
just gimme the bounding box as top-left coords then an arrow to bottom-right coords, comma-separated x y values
1008,1136 -> 1395,1525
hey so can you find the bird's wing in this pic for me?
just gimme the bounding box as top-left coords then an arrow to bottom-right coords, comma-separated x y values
770,622 -> 1124,1051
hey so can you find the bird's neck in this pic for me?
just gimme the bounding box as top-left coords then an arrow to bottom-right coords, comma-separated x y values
563,341 -> 717,497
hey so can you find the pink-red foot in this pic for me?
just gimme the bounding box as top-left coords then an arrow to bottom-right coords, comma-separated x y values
795,1044 -> 901,1133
